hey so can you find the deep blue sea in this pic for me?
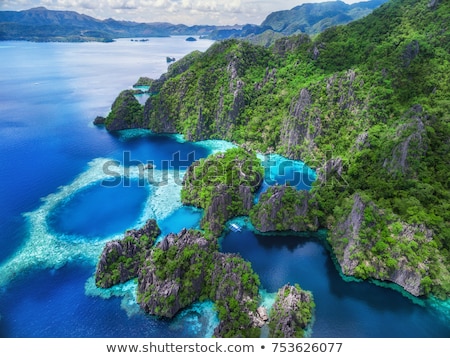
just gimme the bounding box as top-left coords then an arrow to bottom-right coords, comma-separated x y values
0,38 -> 449,338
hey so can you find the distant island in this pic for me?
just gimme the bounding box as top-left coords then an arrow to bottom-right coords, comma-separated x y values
0,1 -> 388,44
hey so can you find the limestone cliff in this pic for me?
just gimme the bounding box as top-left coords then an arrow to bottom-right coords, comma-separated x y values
250,185 -> 319,232
141,40 -> 272,141
102,90 -> 145,131
95,219 -> 161,288
268,284 -> 315,338
200,183 -> 254,235
137,229 -> 213,318
279,69 -> 368,162
95,0 -> 450,299
136,228 -> 262,337
383,105 -> 428,178
328,193 -> 450,296
181,148 -> 263,236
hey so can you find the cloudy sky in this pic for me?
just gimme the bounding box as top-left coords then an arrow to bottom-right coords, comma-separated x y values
0,0 -> 365,26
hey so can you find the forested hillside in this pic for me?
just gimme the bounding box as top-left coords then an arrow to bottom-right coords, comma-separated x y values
102,0 -> 450,299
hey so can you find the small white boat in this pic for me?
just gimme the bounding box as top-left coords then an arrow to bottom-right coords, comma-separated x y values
229,223 -> 242,232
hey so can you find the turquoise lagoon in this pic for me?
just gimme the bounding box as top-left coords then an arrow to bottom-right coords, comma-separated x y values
0,39 -> 449,338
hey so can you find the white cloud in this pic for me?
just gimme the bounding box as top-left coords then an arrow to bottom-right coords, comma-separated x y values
108,0 -> 138,10
0,0 -> 373,25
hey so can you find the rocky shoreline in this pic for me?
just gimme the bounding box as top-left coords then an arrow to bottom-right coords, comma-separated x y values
95,148 -> 316,337
96,222 -> 315,337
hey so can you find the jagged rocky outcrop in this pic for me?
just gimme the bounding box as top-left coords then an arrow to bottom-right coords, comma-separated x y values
328,193 -> 450,296
280,70 -> 367,161
316,157 -> 345,185
271,34 -> 311,58
100,89 -> 145,131
137,228 -> 262,337
280,87 -> 320,159
268,284 -> 315,338
181,148 -> 263,236
93,115 -> 106,125
250,185 -> 319,232
209,252 -> 262,337
213,56 -> 246,139
137,229 -> 213,317
141,40 -> 273,141
200,183 -> 254,235
401,40 -> 420,67
94,0 -> 450,299
95,219 -> 161,288
383,105 -> 428,178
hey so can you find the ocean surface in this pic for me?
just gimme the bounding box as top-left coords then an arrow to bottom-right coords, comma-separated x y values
0,38 -> 449,338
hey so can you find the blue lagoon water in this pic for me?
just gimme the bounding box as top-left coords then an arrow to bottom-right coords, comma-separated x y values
0,38 -> 449,338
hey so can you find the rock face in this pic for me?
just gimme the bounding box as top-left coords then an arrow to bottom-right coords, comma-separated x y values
103,89 -> 145,131
402,40 -> 420,67
383,105 -> 428,178
137,229 -> 213,318
209,252 -> 261,338
93,116 -> 106,125
316,157 -> 345,185
137,228 -> 262,337
95,219 -> 161,288
181,148 -> 263,236
280,87 -> 320,159
250,185 -> 319,232
200,183 -> 254,235
268,284 -> 315,338
272,34 -> 311,57
141,40 -> 272,142
328,193 -> 448,297
279,70 -> 366,162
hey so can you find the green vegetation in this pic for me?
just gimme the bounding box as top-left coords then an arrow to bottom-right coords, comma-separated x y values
136,230 -> 262,337
181,147 -> 263,236
104,90 -> 144,131
95,220 -> 161,288
268,284 -> 315,338
250,185 -> 319,232
133,77 -> 154,87
260,0 -> 387,36
104,0 -> 450,297
209,255 -> 261,338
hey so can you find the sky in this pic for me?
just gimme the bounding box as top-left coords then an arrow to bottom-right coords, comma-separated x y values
0,0 -> 366,26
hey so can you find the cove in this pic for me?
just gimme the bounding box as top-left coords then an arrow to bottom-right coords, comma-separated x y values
220,223 -> 450,337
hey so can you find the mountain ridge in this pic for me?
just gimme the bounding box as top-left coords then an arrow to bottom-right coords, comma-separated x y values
0,1 -> 387,42
261,0 -> 387,35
